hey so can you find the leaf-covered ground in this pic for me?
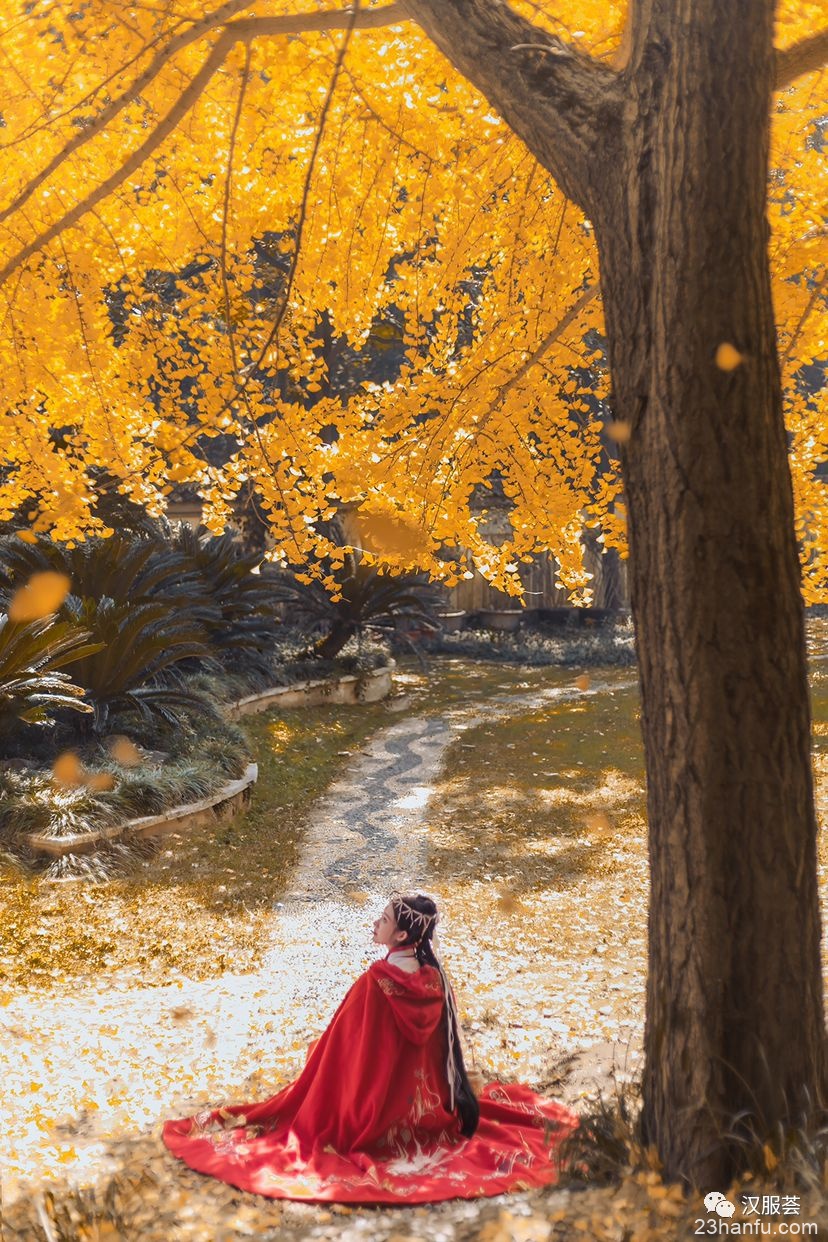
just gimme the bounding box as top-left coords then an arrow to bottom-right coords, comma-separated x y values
2,648 -> 828,1239
0,704 -> 389,989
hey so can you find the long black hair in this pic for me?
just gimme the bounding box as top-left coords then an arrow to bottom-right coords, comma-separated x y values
390,893 -> 480,1138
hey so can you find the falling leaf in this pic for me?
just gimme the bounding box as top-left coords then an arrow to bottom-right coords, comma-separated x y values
354,507 -> 427,559
109,736 -> 143,767
8,571 -> 71,622
605,420 -> 632,443
586,811 -> 613,834
52,751 -> 85,787
715,342 -> 744,371
496,885 -> 523,914
86,772 -> 117,792
575,673 -> 590,691
169,1006 -> 194,1024
345,888 -> 370,905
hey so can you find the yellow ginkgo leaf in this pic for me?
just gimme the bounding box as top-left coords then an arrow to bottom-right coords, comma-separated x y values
586,811 -> 613,834
109,736 -> 143,767
169,1006 -> 194,1023
715,342 -> 744,371
52,751 -> 85,787
86,772 -> 117,792
354,507 -> 428,560
605,420 -> 632,444
8,572 -> 71,622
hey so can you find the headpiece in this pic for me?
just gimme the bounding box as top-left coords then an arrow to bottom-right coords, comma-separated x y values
389,892 -> 438,941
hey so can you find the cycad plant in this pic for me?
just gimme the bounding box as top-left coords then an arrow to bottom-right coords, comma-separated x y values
61,596 -> 217,734
0,527 -> 282,685
0,613 -> 101,737
272,548 -> 441,659
0,531 -> 200,612
171,525 -> 281,675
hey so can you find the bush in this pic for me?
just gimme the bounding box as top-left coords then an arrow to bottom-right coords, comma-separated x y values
417,621 -> 637,667
0,613 -> 101,739
60,596 -> 217,735
170,525 -> 282,677
272,551 -> 441,659
0,712 -> 250,870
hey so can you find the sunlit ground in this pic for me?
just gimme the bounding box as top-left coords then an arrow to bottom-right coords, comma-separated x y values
425,673 -> 649,1081
1,639 -> 827,1234
0,704 -> 389,989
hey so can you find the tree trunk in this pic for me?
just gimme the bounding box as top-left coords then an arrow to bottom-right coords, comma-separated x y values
407,0 -> 827,1188
594,0 -> 827,1187
315,619 -> 357,659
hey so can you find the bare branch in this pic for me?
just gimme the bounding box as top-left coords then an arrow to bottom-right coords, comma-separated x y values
775,27 -> 828,90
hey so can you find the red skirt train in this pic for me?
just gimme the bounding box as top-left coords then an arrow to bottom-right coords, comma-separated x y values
163,958 -> 579,1203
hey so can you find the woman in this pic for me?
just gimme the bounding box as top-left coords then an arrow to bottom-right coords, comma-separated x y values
162,893 -> 579,1203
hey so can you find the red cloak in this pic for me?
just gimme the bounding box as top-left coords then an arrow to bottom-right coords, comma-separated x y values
162,958 -> 579,1203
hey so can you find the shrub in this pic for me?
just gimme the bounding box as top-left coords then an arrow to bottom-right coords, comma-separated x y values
60,596 -> 217,734
170,525 -> 281,676
0,613 -> 101,738
0,531 -> 199,612
272,550 -> 441,659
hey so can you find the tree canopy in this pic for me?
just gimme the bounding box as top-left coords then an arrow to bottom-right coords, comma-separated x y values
0,1 -> 824,599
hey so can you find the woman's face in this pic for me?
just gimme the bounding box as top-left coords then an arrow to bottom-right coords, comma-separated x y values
373,902 -> 405,948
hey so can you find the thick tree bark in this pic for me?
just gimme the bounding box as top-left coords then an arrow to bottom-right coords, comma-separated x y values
595,0 -> 827,1187
407,0 -> 828,1187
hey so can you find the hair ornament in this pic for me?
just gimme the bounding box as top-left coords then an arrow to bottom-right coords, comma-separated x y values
389,892 -> 438,939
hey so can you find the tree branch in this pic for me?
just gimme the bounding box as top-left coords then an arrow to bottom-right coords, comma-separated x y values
224,3 -> 409,41
0,1 -> 255,227
0,3 -> 410,288
405,0 -> 623,215
775,27 -> 828,90
0,36 -> 233,288
476,282 -> 599,436
611,0 -> 635,70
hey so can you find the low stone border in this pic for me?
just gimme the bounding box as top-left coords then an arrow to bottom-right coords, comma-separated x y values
225,666 -> 393,719
26,666 -> 393,862
27,763 -> 258,860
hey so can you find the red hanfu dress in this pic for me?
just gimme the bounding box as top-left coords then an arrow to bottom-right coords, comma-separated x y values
162,956 -> 579,1203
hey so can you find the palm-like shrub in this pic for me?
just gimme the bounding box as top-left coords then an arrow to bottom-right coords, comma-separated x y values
0,528 -> 282,685
61,596 -> 217,733
0,613 -> 101,735
170,525 -> 281,674
0,530 -> 206,613
272,550 -> 441,659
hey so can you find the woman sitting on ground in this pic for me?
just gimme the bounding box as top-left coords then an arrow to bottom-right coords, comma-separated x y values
163,892 -> 579,1203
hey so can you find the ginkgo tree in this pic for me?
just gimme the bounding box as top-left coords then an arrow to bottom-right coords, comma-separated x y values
0,0 -> 827,1188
